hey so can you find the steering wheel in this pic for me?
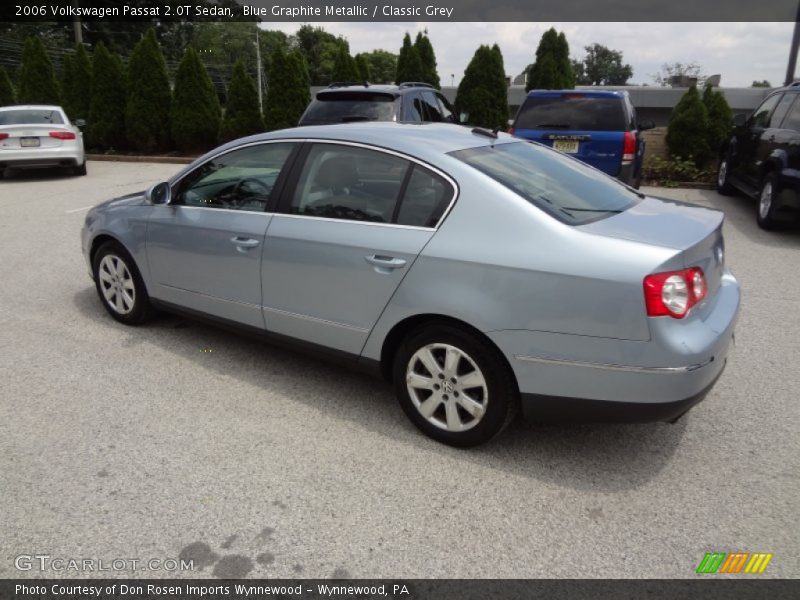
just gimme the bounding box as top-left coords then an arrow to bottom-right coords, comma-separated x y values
230,177 -> 271,208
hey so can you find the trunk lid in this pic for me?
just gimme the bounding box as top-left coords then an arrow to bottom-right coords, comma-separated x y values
0,124 -> 72,150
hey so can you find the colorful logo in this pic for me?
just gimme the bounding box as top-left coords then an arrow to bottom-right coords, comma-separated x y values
696,552 -> 773,574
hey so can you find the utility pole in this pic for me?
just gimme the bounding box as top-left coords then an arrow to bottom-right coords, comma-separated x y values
72,0 -> 83,44
785,0 -> 800,85
255,27 -> 263,113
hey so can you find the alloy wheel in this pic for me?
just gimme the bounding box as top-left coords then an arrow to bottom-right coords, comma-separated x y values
98,254 -> 136,315
759,180 -> 773,220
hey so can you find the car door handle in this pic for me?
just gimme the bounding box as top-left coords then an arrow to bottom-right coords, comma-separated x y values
231,236 -> 260,250
365,255 -> 407,270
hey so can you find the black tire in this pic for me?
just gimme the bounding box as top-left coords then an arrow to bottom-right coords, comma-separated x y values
756,172 -> 781,230
92,241 -> 153,325
716,155 -> 735,196
393,323 -> 518,447
73,161 -> 87,176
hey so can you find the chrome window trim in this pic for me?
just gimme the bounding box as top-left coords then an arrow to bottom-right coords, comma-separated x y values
513,354 -> 715,374
176,205 -> 273,216
168,138 -> 459,230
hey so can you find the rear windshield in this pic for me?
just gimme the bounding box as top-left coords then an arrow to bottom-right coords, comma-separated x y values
450,141 -> 640,225
301,92 -> 398,124
515,95 -> 626,131
0,109 -> 65,125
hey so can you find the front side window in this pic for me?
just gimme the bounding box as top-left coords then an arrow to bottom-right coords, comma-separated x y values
450,141 -> 640,225
175,143 -> 294,211
769,93 -> 796,128
435,94 -> 456,123
781,95 -> 800,131
751,93 -> 782,128
421,91 -> 444,122
290,144 -> 410,223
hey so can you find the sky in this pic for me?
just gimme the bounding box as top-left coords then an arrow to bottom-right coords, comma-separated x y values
259,21 -> 794,87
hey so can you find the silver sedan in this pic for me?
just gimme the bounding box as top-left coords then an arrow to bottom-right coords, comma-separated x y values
80,123 -> 740,446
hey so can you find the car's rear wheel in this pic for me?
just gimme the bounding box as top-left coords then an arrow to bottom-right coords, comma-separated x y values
716,155 -> 735,195
393,324 -> 517,447
756,172 -> 781,230
92,242 -> 153,325
73,161 -> 87,176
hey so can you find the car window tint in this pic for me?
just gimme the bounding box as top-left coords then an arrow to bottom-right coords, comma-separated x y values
421,91 -> 444,122
290,144 -> 410,223
769,93 -> 795,128
751,93 -> 782,128
396,166 -> 451,227
451,141 -> 640,226
781,95 -> 800,130
301,92 -> 399,124
436,94 -> 456,123
0,109 -> 65,125
514,95 -> 626,131
176,143 -> 294,211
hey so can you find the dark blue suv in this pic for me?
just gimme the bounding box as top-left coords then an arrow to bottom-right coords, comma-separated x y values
510,90 -> 653,188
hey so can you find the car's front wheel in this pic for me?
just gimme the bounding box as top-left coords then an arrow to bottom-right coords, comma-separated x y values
757,172 -> 781,230
716,155 -> 735,195
393,324 -> 517,447
92,242 -> 153,325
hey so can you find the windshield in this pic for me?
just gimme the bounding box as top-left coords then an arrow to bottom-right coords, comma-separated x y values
450,141 -> 640,225
515,95 -> 626,131
301,92 -> 398,124
0,109 -> 65,125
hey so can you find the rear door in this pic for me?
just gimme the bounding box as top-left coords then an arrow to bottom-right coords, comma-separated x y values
512,92 -> 627,176
736,92 -> 783,187
261,141 -> 454,354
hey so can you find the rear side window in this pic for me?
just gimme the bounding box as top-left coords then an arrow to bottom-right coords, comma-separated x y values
450,141 -> 640,225
781,95 -> 800,131
421,91 -> 444,122
751,93 -> 782,128
514,95 -> 626,131
0,109 -> 65,125
301,92 -> 399,124
395,166 -> 450,227
769,93 -> 795,128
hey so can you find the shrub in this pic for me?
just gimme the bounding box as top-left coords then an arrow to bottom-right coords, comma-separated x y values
0,67 -> 15,105
527,28 -> 573,91
171,47 -> 221,152
642,155 -> 714,186
221,59 -> 264,142
88,43 -> 126,151
354,54 -> 371,82
17,37 -> 60,104
264,47 -> 309,130
61,44 -> 92,120
703,85 -> 733,156
396,33 -> 424,83
125,28 -> 171,152
415,31 -> 440,88
455,45 -> 508,129
331,45 -> 359,82
666,85 -> 710,168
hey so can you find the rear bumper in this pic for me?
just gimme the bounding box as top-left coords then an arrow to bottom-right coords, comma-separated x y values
0,146 -> 84,169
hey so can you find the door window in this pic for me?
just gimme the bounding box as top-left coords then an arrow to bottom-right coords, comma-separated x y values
769,93 -> 796,128
406,93 -> 424,122
290,144 -> 411,223
435,93 -> 456,123
421,91 -> 444,122
780,95 -> 800,131
751,93 -> 783,128
175,143 -> 294,211
395,166 -> 451,227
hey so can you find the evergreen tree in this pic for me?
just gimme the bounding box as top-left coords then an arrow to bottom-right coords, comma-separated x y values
331,45 -> 359,82
396,33 -> 424,83
354,54 -> 371,82
414,31 -> 440,88
171,47 -> 221,152
702,84 -> 733,155
88,42 -> 126,150
0,67 -> 16,106
527,28 -> 573,91
221,59 -> 264,142
125,28 -> 171,152
455,45 -> 508,129
264,47 -> 308,131
61,44 -> 92,120
666,85 -> 710,167
556,32 -> 574,89
17,36 -> 60,104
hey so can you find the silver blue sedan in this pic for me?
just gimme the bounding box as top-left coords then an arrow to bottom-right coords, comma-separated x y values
81,123 -> 740,446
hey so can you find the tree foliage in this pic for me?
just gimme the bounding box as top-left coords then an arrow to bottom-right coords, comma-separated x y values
61,44 -> 92,120
396,33 -> 424,83
357,50 -> 397,84
264,47 -> 309,131
415,31 -> 440,88
294,25 -> 349,85
221,59 -> 264,142
171,47 -> 221,152
652,61 -> 704,87
331,44 -> 359,82
455,44 -> 508,129
125,28 -> 172,152
526,28 -> 573,91
751,80 -> 772,88
0,67 -> 16,106
88,42 -> 126,150
702,84 -> 733,154
574,43 -> 632,85
18,36 -> 60,104
354,54 -> 371,82
666,85 -> 710,167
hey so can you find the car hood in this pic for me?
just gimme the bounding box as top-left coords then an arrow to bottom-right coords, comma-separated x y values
578,195 -> 724,250
94,191 -> 147,211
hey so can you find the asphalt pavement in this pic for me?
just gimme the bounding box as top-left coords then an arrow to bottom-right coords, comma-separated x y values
0,161 -> 798,579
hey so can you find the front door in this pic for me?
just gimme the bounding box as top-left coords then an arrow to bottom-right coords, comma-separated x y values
147,142 -> 296,328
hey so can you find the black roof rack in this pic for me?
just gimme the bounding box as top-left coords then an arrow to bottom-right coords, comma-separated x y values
327,81 -> 370,89
398,82 -> 434,89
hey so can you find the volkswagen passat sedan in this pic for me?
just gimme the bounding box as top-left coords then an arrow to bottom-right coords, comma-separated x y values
81,123 -> 740,446
0,105 -> 86,177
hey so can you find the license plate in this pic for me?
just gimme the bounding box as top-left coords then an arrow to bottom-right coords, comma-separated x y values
20,137 -> 40,147
553,140 -> 579,154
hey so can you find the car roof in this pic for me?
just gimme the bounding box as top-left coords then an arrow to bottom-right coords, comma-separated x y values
526,89 -> 628,99
316,83 -> 437,96
0,104 -> 65,111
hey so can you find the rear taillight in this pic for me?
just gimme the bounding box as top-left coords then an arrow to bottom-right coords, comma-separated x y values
643,267 -> 707,319
507,127 -> 515,135
0,133 -> 8,140
49,131 -> 76,140
622,131 -> 636,163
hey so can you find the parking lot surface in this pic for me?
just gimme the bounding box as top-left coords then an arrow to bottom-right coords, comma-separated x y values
1,161 -> 798,579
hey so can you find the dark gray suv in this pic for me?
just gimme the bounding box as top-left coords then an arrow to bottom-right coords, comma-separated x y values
298,82 -> 459,126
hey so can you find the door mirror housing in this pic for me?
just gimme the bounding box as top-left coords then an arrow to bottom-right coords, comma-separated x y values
74,118 -> 86,128
733,113 -> 747,127
147,182 -> 171,205
638,120 -> 656,131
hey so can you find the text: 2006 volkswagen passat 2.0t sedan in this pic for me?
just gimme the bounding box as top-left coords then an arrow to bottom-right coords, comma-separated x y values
81,123 -> 740,447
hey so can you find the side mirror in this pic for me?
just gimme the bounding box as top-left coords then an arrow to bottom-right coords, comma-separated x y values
733,113 -> 747,127
147,182 -> 171,205
74,118 -> 86,128
638,120 -> 656,131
